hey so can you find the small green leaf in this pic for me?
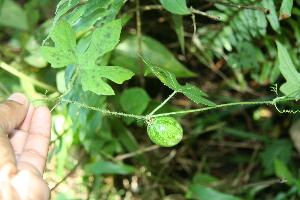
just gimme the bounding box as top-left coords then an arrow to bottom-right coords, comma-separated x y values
160,0 -> 191,15
279,0 -> 293,20
187,185 -> 242,200
120,88 -> 150,115
276,41 -> 300,98
111,34 -> 196,77
40,20 -> 77,68
85,161 -> 137,175
81,66 -> 134,95
147,64 -> 215,106
274,158 -> 294,185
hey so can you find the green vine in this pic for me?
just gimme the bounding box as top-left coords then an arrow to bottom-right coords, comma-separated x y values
31,74 -> 299,124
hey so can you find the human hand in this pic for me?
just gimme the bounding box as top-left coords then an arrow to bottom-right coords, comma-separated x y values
0,93 -> 51,200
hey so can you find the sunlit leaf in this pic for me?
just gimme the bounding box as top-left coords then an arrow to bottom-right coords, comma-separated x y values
80,19 -> 122,66
40,19 -> 134,95
40,20 -> 77,68
81,65 -> 134,95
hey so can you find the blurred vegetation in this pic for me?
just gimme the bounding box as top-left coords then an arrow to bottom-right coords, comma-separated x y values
1,0 -> 300,199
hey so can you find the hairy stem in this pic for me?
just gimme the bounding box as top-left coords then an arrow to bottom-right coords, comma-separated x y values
35,97 -> 147,119
151,98 -> 296,117
148,91 -> 177,116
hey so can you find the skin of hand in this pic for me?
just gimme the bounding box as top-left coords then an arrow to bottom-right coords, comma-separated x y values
0,93 -> 51,200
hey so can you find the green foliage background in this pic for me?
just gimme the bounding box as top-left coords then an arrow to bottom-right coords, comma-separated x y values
1,0 -> 300,199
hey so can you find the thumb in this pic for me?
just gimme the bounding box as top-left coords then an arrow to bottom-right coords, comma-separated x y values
0,93 -> 30,168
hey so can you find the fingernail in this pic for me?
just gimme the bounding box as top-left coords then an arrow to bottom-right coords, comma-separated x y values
7,93 -> 28,105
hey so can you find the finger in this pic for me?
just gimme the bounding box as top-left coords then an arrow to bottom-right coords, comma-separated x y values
0,93 -> 29,169
17,103 -> 35,131
11,170 -> 50,200
10,103 -> 35,159
18,106 -> 51,176
0,163 -> 18,200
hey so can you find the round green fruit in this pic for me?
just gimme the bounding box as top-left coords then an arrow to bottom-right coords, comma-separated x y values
147,116 -> 183,147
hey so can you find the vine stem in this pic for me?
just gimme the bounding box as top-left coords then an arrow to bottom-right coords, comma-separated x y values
151,99 -> 290,118
34,97 -> 147,120
33,94 -> 297,121
59,66 -> 80,99
148,91 -> 177,116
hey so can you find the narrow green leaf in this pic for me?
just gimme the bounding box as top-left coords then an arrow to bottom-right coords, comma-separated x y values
160,0 -> 191,15
147,64 -> 216,106
279,0 -> 293,20
263,0 -> 281,33
40,20 -> 77,68
85,161 -> 137,175
172,14 -> 185,55
111,34 -> 196,77
187,185 -> 242,200
274,158 -> 294,185
276,41 -> 300,98
81,66 -> 134,95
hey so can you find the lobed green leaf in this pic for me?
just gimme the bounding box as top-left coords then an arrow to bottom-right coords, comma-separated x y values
40,20 -> 77,68
41,19 -> 134,95
276,41 -> 300,98
81,65 -> 134,95
146,64 -> 216,106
